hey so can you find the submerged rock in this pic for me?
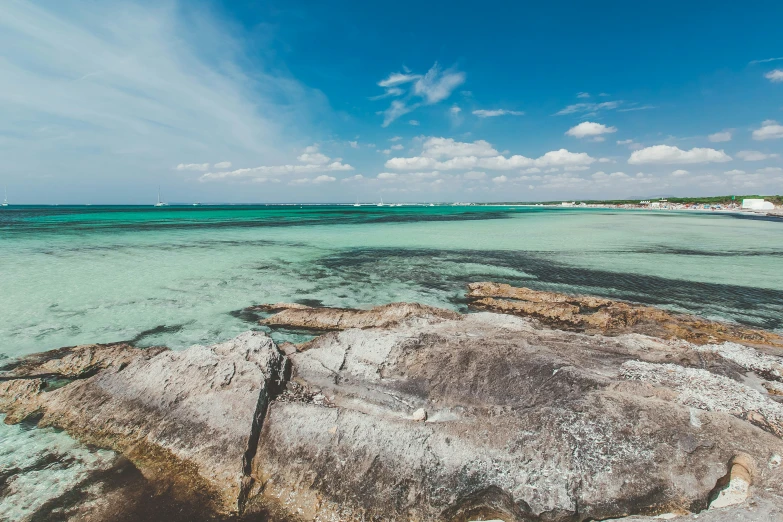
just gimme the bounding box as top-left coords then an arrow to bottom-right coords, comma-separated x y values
467,282 -> 783,348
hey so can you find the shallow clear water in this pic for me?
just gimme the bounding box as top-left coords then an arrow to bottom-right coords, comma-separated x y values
1,205 -> 782,360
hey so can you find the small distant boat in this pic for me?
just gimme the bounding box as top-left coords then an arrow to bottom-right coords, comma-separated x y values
353,198 -> 360,207
1,185 -> 8,207
377,196 -> 384,207
192,202 -> 201,206
429,203 -> 434,207
154,186 -> 168,207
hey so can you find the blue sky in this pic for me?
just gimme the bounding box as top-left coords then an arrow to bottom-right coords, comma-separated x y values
1,0 -> 782,203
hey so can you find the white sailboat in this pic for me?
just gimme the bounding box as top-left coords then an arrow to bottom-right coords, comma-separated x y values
377,196 -> 384,207
353,198 -> 361,207
1,186 -> 7,207
154,186 -> 168,207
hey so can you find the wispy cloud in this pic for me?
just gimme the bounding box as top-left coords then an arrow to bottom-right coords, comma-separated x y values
472,109 -> 525,118
555,101 -> 621,115
749,57 -> 783,65
0,0 -> 326,199
374,63 -> 465,126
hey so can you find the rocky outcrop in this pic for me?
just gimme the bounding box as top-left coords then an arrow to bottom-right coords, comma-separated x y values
257,301 -> 461,331
467,282 -> 783,348
3,298 -> 783,521
247,311 -> 783,521
0,331 -> 289,516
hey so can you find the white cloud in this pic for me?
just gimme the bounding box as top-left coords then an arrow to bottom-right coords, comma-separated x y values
764,69 -> 783,83
628,145 -> 731,164
566,121 -> 617,138
671,169 -> 689,177
341,174 -> 364,182
472,109 -> 525,118
369,87 -> 404,101
385,138 -> 597,172
421,137 -> 498,158
413,63 -> 466,104
757,166 -> 783,174
389,136 -> 403,142
378,72 -> 421,88
564,165 -> 590,172
313,175 -> 336,183
377,172 -> 398,180
382,100 -> 416,127
348,141 -> 359,149
390,144 -> 404,150
175,163 -> 209,171
534,149 -> 595,167
724,169 -> 745,175
213,161 -> 232,169
492,175 -> 508,183
577,92 -> 590,98
522,167 -> 541,174
736,150 -> 780,161
375,63 -> 464,126
409,120 -> 420,126
752,120 -> 783,140
381,149 -> 391,155
463,171 -> 486,180
708,131 -> 732,142
556,101 -> 621,115
201,145 -> 353,182
297,145 -> 331,165
450,105 -> 462,114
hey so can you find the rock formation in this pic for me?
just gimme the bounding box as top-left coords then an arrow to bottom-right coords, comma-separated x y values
0,331 -> 289,517
255,301 -> 461,331
467,282 -> 783,348
2,287 -> 783,521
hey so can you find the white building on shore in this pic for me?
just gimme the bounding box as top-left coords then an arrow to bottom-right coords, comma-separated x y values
741,199 -> 774,210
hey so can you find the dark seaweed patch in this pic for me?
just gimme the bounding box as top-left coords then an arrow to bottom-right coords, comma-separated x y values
127,324 -> 188,345
312,248 -> 783,330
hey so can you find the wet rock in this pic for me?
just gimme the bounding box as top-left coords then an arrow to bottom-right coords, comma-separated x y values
467,282 -> 783,348
258,301 -> 461,331
247,311 -> 783,521
0,331 -> 289,515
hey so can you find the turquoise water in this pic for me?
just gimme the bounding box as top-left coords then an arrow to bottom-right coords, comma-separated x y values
2,204 -> 783,517
2,205 -> 783,360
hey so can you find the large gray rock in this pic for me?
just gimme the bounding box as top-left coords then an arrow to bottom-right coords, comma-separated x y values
247,312 -> 783,521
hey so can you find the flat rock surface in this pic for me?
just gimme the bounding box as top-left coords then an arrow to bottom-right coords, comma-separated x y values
249,311 -> 783,521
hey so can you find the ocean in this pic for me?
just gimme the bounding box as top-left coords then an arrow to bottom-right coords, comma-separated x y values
2,204 -> 783,519
2,204 -> 782,362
